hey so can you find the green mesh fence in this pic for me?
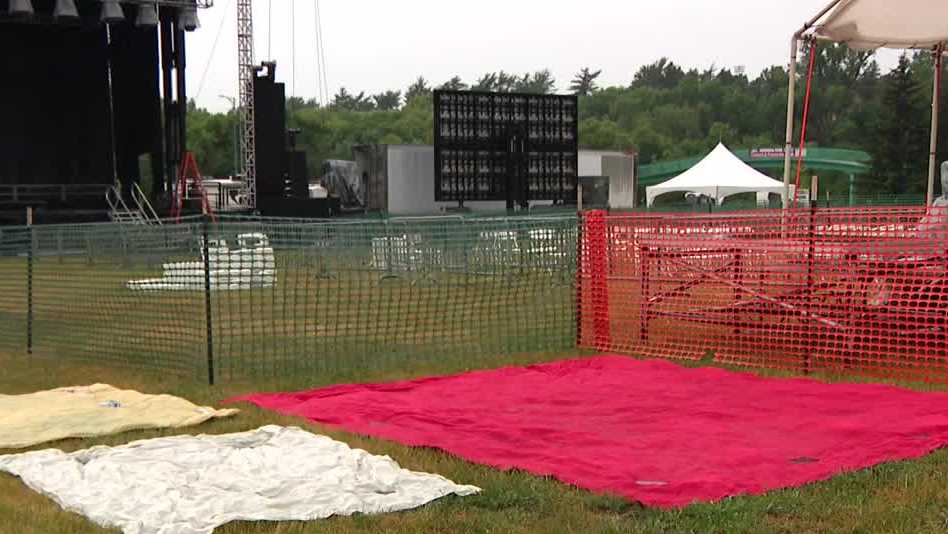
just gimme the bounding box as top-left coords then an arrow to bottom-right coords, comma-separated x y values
0,215 -> 577,383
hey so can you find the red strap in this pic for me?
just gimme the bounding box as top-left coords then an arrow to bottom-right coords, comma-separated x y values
793,39 -> 818,208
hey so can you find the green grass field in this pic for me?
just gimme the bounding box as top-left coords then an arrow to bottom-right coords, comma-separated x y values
3,349 -> 948,534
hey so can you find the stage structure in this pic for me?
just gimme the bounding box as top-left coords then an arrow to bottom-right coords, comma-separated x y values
433,90 -> 579,211
0,0 -> 211,224
252,62 -> 337,218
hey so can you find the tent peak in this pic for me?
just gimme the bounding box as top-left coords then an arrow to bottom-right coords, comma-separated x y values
645,144 -> 787,207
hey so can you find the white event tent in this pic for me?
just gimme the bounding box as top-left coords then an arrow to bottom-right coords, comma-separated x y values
646,143 -> 786,207
783,0 -> 948,205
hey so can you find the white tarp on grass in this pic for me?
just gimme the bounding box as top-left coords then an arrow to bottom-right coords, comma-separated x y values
0,426 -> 480,534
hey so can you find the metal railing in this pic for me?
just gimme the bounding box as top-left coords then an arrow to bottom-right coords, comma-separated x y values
106,184 -> 161,225
131,183 -> 162,224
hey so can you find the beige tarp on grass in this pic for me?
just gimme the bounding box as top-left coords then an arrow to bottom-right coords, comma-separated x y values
0,384 -> 238,450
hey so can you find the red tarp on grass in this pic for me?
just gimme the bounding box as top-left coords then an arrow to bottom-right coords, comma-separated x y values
228,356 -> 948,508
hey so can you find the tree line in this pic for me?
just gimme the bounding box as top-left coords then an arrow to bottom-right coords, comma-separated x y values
187,44 -> 947,198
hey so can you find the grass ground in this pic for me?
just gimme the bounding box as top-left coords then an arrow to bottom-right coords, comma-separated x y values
3,350 -> 948,534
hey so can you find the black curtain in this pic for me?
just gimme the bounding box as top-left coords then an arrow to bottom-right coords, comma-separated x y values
110,23 -> 162,195
0,22 -> 112,186
0,4 -> 162,196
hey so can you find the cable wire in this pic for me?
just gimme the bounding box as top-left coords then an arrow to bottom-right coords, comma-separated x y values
291,0 -> 296,97
195,0 -> 234,102
267,0 -> 273,59
314,0 -> 329,105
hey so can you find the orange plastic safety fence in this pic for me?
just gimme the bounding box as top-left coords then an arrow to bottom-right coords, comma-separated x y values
578,207 -> 948,383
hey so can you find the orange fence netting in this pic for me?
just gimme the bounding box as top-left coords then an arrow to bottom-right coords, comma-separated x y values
578,207 -> 948,382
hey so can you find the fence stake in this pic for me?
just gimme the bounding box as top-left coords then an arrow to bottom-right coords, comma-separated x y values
575,211 -> 584,346
586,211 -> 611,350
202,219 -> 215,385
26,207 -> 33,355
732,249 -> 743,337
803,176 -> 819,374
639,246 -> 650,344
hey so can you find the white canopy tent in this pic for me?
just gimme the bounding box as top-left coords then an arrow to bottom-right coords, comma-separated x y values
646,143 -> 786,207
783,0 -> 948,205
815,0 -> 948,50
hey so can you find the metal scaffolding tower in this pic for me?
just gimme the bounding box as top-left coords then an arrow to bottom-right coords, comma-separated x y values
237,0 -> 256,209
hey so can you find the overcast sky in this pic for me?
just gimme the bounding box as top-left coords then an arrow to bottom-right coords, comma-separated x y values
186,0 -> 901,112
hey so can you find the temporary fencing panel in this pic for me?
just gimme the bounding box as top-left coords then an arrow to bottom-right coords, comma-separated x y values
208,216 -> 577,382
0,220 -> 207,375
578,207 -> 948,382
0,215 -> 577,383
4,206 -> 947,385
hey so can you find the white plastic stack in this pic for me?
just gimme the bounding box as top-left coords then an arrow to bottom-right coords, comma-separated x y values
127,233 -> 277,291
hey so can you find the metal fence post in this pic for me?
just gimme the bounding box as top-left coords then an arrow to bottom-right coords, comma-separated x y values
202,219 -> 215,385
26,207 -> 34,355
575,211 -> 584,347
639,245 -> 650,344
803,177 -> 820,375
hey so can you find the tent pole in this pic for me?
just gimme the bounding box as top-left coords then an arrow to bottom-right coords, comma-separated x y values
782,35 -> 799,208
927,45 -> 943,205
783,0 -> 846,208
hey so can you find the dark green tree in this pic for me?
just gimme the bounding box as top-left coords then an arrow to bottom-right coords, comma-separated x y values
372,90 -> 402,111
286,96 -> 308,112
439,76 -> 468,91
405,77 -> 431,103
570,68 -> 603,96
472,71 -> 521,92
514,70 -> 556,94
332,88 -> 375,111
873,54 -> 927,194
473,73 -> 498,92
495,71 -> 519,92
632,58 -> 684,90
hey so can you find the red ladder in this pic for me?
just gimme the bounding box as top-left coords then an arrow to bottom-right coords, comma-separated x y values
171,151 -> 217,223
